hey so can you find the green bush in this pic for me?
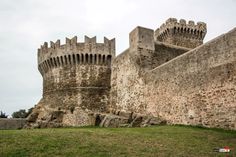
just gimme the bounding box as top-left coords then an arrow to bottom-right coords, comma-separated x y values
0,111 -> 8,118
12,108 -> 33,118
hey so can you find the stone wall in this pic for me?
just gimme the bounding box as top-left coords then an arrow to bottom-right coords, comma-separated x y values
110,27 -> 156,113
27,36 -> 115,128
111,25 -> 236,130
151,42 -> 189,69
0,118 -> 26,129
110,49 -> 146,113
145,28 -> 236,130
42,65 -> 111,112
110,26 -> 189,114
29,18 -> 236,130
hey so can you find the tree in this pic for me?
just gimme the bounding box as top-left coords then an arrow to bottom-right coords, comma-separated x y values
12,109 -> 27,118
27,107 -> 33,117
12,108 -> 34,118
0,111 -> 8,118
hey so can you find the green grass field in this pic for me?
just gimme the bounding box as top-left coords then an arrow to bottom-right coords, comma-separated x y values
0,125 -> 236,157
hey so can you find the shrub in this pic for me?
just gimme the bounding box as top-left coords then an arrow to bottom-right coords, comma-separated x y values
0,111 -> 8,118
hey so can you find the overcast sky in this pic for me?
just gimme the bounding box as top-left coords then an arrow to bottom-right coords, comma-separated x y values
0,0 -> 236,116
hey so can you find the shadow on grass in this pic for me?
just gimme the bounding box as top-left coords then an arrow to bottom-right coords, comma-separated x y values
170,124 -> 236,134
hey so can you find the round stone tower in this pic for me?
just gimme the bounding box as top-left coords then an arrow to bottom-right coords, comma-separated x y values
28,36 -> 115,127
155,18 -> 207,49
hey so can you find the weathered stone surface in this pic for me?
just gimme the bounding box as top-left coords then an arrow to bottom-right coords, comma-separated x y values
28,18 -> 236,130
0,118 -> 27,130
27,37 -> 115,128
27,112 -> 39,122
111,23 -> 236,130
129,114 -> 166,127
144,27 -> 236,130
130,115 -> 143,127
99,114 -> 129,127
95,112 -> 166,128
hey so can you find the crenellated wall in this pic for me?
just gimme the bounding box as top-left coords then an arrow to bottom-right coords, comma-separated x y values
37,36 -> 114,95
155,18 -> 207,49
38,36 -> 114,75
38,36 -> 115,62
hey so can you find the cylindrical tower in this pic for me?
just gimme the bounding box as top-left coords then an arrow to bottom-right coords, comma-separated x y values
155,18 -> 207,49
29,36 -> 115,127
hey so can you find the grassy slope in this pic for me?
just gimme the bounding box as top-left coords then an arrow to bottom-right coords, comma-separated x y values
0,125 -> 236,157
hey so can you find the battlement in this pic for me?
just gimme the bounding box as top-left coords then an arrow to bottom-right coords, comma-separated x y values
38,36 -> 115,63
155,18 -> 207,48
37,36 -> 115,75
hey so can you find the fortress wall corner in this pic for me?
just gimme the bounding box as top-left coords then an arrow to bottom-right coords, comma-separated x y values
110,26 -> 156,113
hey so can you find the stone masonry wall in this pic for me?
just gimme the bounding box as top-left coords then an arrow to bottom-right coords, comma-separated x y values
110,27 -> 189,114
110,27 -> 156,113
0,118 -> 26,129
151,42 -> 189,69
111,26 -> 236,130
43,65 -> 111,111
110,49 -> 146,113
145,28 -> 236,130
27,36 -> 115,128
29,18 -> 236,130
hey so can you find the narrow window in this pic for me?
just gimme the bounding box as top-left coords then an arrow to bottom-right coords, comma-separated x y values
73,54 -> 76,64
60,56 -> 64,66
102,55 -> 106,64
85,53 -> 89,64
94,54 -> 97,64
64,55 -> 67,65
47,60 -> 51,68
98,54 -> 101,64
187,28 -> 190,33
53,58 -> 57,67
68,55 -> 71,64
191,29 -> 193,34
81,54 -> 84,64
57,57 -> 60,66
200,31 -> 203,38
76,54 -> 80,64
90,54 -> 93,64
50,58 -> 53,67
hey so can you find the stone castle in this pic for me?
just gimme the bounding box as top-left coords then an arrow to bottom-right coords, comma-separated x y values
27,18 -> 236,130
